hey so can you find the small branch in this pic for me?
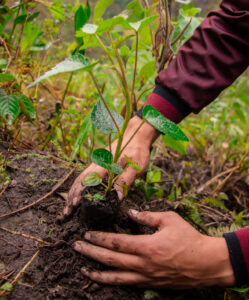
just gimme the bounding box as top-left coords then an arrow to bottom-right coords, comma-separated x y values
0,167 -> 75,219
171,18 -> 192,46
211,149 -> 249,196
120,120 -> 145,155
0,37 -> 13,72
0,226 -> 50,245
131,32 -> 139,112
0,182 -> 9,197
11,250 -> 39,285
164,0 -> 169,42
89,71 -> 120,134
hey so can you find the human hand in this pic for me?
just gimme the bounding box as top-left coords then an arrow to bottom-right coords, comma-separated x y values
74,210 -> 235,288
64,116 -> 160,216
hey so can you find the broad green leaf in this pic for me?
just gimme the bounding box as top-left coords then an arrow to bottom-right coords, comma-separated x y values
27,54 -> 98,88
112,34 -> 134,48
126,0 -> 145,22
0,89 -> 20,125
162,134 -> 188,155
72,114 -> 91,160
74,5 -> 89,44
94,0 -> 113,22
81,23 -> 98,35
27,11 -> 40,22
14,14 -> 27,25
139,61 -> 156,82
17,95 -> 36,119
83,172 -> 102,187
0,59 -> 8,69
92,148 -> 113,168
129,15 -> 157,32
120,45 -> 130,57
230,287 -> 249,293
97,16 -> 124,33
0,73 -> 15,82
0,281 -> 13,292
143,105 -> 189,141
110,163 -> 123,175
124,155 -> 142,171
91,148 -> 123,174
146,171 -> 161,183
91,100 -> 124,134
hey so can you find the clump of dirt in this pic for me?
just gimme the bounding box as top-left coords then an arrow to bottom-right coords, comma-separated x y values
0,150 -> 248,300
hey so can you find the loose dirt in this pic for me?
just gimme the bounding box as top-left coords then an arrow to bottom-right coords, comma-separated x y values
0,149 -> 248,300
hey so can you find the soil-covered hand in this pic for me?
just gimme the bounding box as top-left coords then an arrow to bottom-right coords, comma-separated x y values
64,116 -> 160,216
74,210 -> 235,288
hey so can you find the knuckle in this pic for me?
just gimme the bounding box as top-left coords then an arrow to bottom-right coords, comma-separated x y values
165,211 -> 178,218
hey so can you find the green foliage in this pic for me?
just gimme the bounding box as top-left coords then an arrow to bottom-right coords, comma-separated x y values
91,100 -> 124,134
83,172 -> 102,187
0,89 -> 35,125
92,148 -> 123,174
0,281 -> 13,292
94,0 -> 113,22
27,54 -> 98,88
162,134 -> 188,155
143,105 -> 189,141
124,155 -> 142,171
0,72 -> 15,82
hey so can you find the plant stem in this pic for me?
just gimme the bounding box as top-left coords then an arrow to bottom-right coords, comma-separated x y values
120,120 -> 145,155
89,71 -> 120,134
41,73 -> 73,150
131,32 -> 139,112
94,34 -> 122,80
164,0 -> 169,41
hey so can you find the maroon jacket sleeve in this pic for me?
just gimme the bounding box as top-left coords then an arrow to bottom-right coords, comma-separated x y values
138,0 -> 249,286
143,0 -> 249,124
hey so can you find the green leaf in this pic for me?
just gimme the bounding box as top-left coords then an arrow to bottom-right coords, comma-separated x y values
91,148 -> 123,174
74,5 -> 89,44
162,134 -> 188,155
112,34 -> 134,48
128,15 -> 157,32
27,54 -> 98,88
27,11 -> 40,22
91,100 -> 124,134
0,73 -> 15,82
14,14 -> 27,25
0,89 -> 20,125
72,114 -> 91,160
139,61 -> 156,82
94,0 -> 113,22
146,171 -> 161,183
0,281 -> 13,292
0,59 -> 8,69
120,45 -> 130,57
143,105 -> 189,141
230,287 -> 249,293
83,172 -> 102,187
92,148 -> 113,168
110,163 -> 123,175
17,95 -> 36,119
124,155 -> 142,171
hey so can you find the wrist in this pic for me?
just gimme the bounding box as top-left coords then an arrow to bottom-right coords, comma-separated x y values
127,116 -> 160,147
200,236 -> 235,287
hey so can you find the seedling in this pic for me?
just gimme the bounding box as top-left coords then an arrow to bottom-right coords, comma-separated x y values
27,0 -> 194,228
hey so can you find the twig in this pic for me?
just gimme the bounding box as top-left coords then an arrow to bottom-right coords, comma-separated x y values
11,250 -> 39,285
0,226 -> 50,245
0,37 -> 13,72
211,149 -> 249,196
171,18 -> 192,46
0,167 -> 75,219
186,214 -> 209,235
196,203 -> 233,222
0,182 -> 9,197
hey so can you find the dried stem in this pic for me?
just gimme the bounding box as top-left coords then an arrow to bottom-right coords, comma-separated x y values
0,226 -> 50,245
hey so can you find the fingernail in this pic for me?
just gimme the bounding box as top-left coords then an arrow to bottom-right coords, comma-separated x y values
73,197 -> 78,206
129,209 -> 139,216
81,267 -> 89,275
74,242 -> 81,252
84,232 -> 90,240
117,191 -> 123,200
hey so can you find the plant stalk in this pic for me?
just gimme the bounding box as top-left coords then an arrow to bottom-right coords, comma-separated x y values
89,71 -> 120,134
131,32 -> 139,112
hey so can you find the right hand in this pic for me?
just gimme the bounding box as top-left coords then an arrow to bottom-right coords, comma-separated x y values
63,116 -> 160,216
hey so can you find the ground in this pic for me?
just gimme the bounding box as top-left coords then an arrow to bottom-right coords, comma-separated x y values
0,142 -> 249,300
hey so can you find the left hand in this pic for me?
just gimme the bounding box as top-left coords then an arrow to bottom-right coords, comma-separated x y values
74,210 -> 235,288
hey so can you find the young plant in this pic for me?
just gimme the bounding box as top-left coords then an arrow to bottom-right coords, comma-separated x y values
27,0 -> 194,197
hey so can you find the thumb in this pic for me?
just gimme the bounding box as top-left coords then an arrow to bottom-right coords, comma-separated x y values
128,210 -> 165,228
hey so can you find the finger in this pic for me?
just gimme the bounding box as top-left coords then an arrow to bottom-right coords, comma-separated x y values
84,231 -> 149,255
128,210 -> 166,229
74,241 -> 144,270
114,167 -> 140,200
81,268 -> 150,286
64,165 -> 107,216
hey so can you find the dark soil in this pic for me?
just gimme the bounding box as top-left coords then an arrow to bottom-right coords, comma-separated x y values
0,149 -> 249,300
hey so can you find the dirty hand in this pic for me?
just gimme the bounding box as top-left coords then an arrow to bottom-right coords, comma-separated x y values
74,210 -> 235,288
64,116 -> 160,216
